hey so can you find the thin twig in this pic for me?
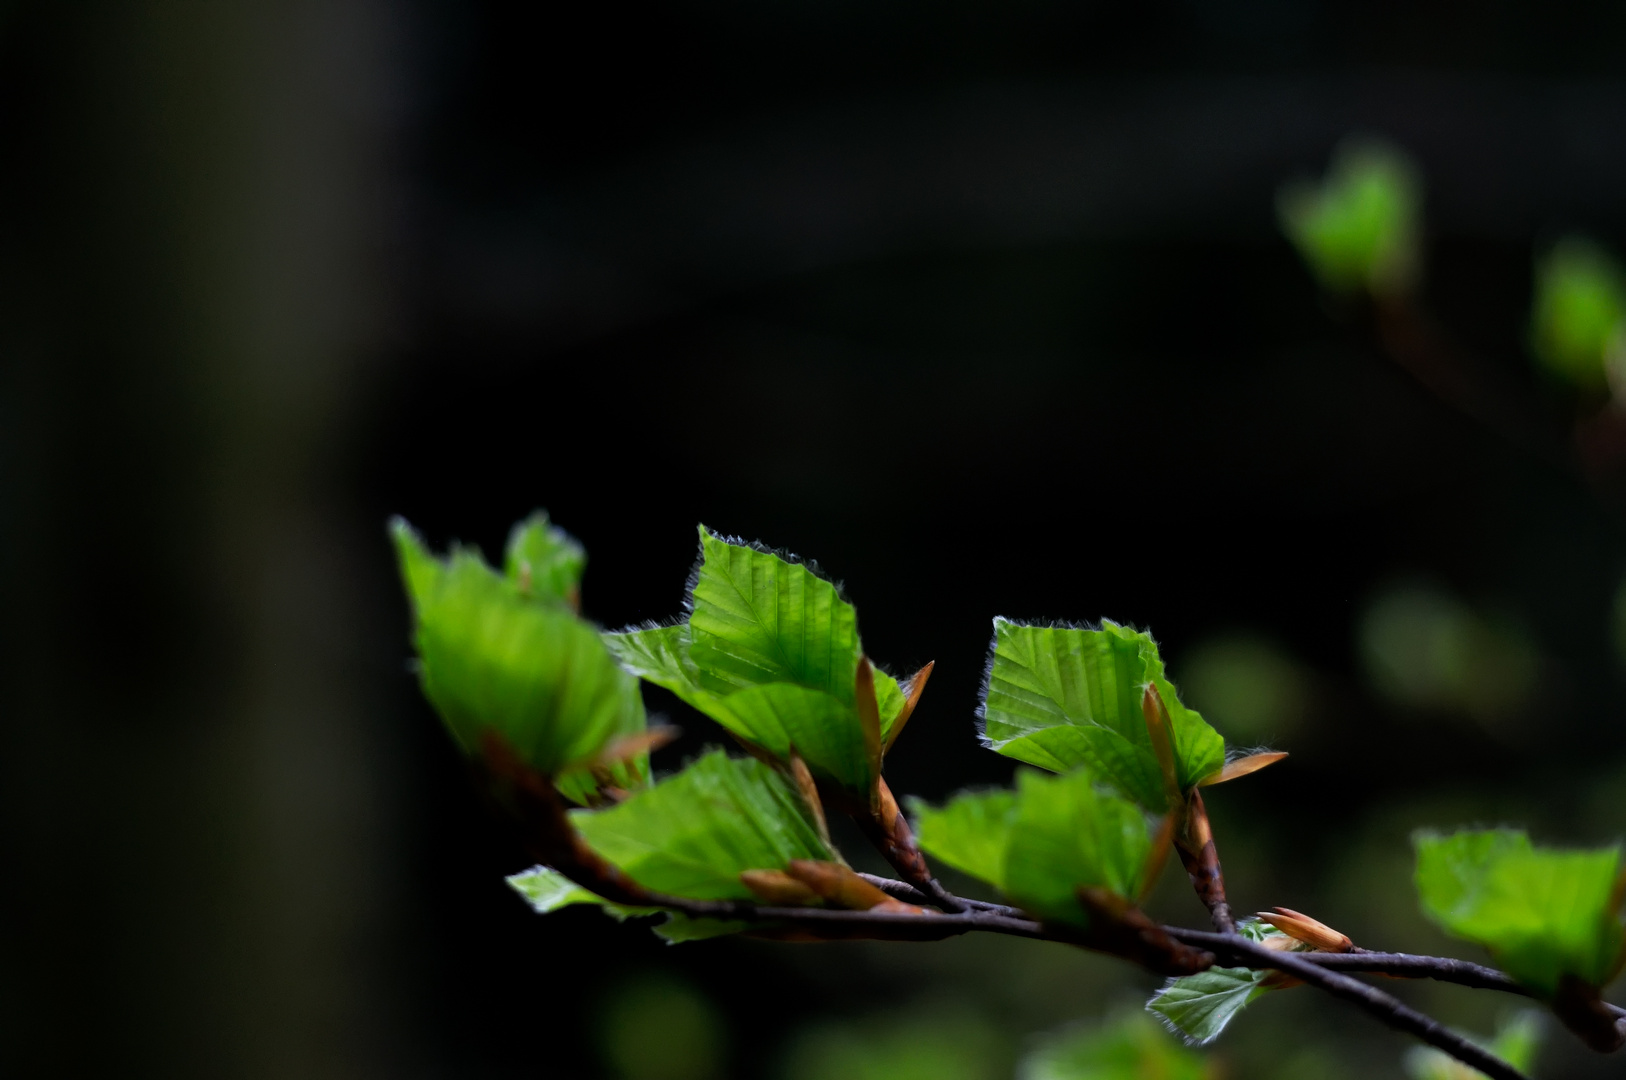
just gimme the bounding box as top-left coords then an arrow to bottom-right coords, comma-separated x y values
1169,928 -> 1533,1080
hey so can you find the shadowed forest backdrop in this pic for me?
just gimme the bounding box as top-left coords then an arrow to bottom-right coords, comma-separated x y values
4,2 -> 1626,1077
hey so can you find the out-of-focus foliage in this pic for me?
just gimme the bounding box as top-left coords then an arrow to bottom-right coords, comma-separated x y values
781,1009 -> 1003,1080
1358,583 -> 1538,730
604,527 -> 910,798
1402,1011 -> 1543,1080
1529,237 -> 1626,391
508,750 -> 833,940
913,769 -> 1152,923
1414,828 -> 1625,996
1177,634 -> 1310,741
1278,137 -> 1421,297
1146,921 -> 1296,1044
1019,1012 -> 1211,1080
978,619 -> 1225,811
596,974 -> 727,1080
392,517 -> 649,796
503,510 -> 586,606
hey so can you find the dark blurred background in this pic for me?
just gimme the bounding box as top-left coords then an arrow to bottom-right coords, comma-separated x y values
5,2 -> 1626,1077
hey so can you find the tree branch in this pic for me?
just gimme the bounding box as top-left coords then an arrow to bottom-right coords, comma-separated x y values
1169,928 -> 1534,1080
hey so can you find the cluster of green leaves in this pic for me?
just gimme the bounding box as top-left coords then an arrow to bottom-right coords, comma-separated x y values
1277,137 -> 1421,298
393,513 -> 649,805
605,527 -> 917,802
1415,828 -> 1625,998
1530,237 -> 1626,390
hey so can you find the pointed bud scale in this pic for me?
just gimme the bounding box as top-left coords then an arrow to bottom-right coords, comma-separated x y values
882,661 -> 935,753
1198,752 -> 1289,787
785,859 -> 921,912
1140,684 -> 1184,813
1257,907 -> 1354,952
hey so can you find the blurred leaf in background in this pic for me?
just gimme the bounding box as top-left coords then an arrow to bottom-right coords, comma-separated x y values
1176,634 -> 1311,743
596,974 -> 727,1080
781,1007 -> 1004,1080
1278,137 -> 1422,298
1402,1010 -> 1543,1080
1358,582 -> 1538,732
1529,237 -> 1626,392
1018,1012 -> 1212,1080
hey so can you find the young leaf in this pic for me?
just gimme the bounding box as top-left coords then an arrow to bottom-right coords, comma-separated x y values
1021,1012 -> 1209,1080
392,519 -> 647,787
1277,137 -> 1421,298
1414,827 -> 1625,996
914,770 -> 1153,925
503,510 -> 586,606
910,789 -> 1018,893
1530,236 -> 1626,389
1147,922 -> 1294,1044
604,531 -> 912,795
688,526 -> 862,701
978,619 -> 1225,812
573,749 -> 833,901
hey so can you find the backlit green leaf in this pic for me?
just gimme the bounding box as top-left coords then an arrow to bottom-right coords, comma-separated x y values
503,510 -> 586,606
392,518 -> 646,784
507,750 -> 833,941
1021,1012 -> 1209,1080
910,789 -> 1018,892
577,749 -> 832,900
1530,237 -> 1626,389
979,619 -> 1225,812
606,530 -> 910,794
1147,921 -> 1292,1044
915,770 -> 1152,924
1278,137 -> 1421,297
1414,827 -> 1625,995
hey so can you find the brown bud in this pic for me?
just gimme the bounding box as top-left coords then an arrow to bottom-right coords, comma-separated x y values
785,859 -> 924,912
1257,907 -> 1353,953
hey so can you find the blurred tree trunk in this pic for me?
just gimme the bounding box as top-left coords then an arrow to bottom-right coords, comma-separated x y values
0,3 -> 406,1076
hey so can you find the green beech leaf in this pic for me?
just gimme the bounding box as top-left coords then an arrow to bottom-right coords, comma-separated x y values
689,527 -> 861,700
1021,1012 -> 1209,1080
1402,1010 -> 1543,1080
1530,236 -> 1626,388
910,789 -> 1018,892
392,518 -> 646,787
915,770 -> 1152,924
503,510 -> 586,605
979,619 -> 1225,812
606,531 -> 910,795
1278,137 -> 1421,297
1414,827 -> 1625,996
1147,921 -> 1292,1044
507,750 -> 833,942
580,749 -> 831,900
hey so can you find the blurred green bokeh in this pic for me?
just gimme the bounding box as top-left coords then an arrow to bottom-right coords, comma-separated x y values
597,975 -> 728,1080
1402,1010 -> 1542,1080
1358,583 -> 1538,731
781,1007 -> 1004,1080
1177,634 -> 1310,743
1017,1012 -> 1210,1080
1530,237 -> 1626,391
1278,137 -> 1422,298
